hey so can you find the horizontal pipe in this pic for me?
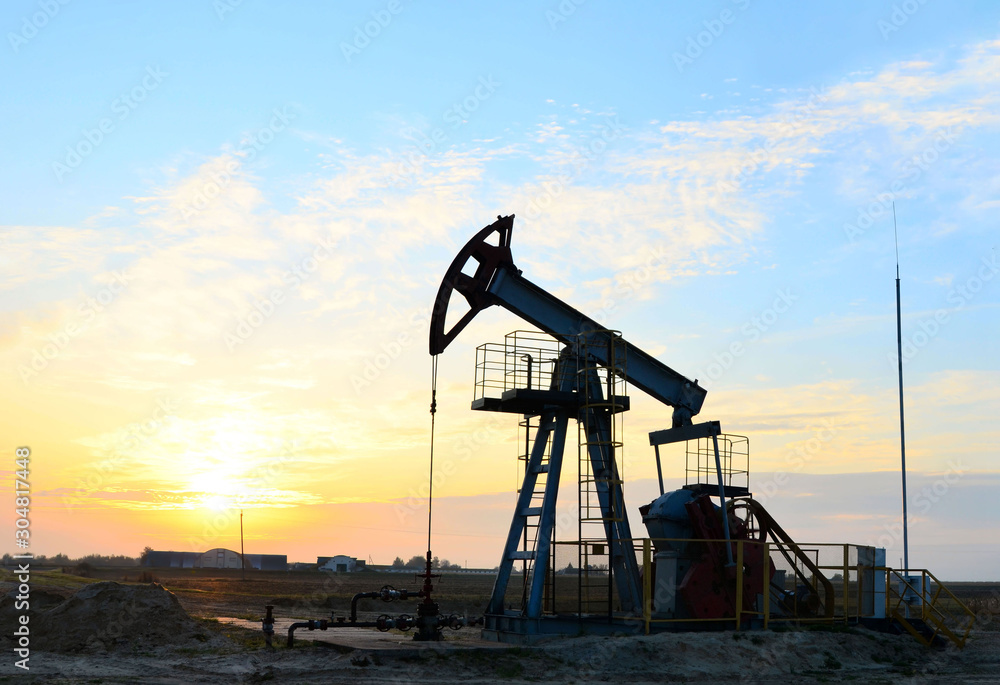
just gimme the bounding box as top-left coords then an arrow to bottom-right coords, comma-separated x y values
287,619 -> 327,648
350,587 -> 421,622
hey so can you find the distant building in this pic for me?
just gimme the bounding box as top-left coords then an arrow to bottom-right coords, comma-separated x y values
144,547 -> 286,571
318,555 -> 365,572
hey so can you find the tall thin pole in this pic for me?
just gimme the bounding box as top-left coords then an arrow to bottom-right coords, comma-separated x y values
893,203 -> 909,571
428,356 -> 438,556
240,509 -> 246,581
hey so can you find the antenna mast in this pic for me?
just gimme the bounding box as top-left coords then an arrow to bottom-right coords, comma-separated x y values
893,202 -> 909,571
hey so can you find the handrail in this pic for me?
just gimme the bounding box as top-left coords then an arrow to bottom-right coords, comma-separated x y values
571,538 -> 864,631
886,568 -> 975,648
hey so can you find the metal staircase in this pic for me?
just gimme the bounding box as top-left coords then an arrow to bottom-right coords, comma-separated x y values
487,406 -> 570,618
887,569 -> 976,648
513,413 -> 558,613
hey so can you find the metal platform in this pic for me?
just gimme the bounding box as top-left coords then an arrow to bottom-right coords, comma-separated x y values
471,387 -> 629,415
682,482 -> 750,498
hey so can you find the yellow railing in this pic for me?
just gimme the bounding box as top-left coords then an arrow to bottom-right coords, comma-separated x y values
546,539 -> 878,632
544,539 -> 974,648
637,539 -> 875,634
886,568 -> 976,648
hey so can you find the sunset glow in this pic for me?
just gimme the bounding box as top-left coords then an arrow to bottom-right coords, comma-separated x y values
2,2 -> 998,580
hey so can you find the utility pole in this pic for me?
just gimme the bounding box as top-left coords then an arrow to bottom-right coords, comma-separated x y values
240,509 -> 246,581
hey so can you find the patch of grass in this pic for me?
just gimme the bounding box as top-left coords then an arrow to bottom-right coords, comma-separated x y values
750,634 -> 765,646
495,661 -> 524,678
213,622 -> 267,650
823,651 -> 842,670
0,568 -> 100,590
232,611 -> 262,620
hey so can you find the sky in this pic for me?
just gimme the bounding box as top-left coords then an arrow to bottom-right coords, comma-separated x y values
1,1 -> 998,580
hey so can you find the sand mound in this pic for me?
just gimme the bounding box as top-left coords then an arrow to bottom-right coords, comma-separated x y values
1,585 -> 72,612
530,628 -> 934,681
25,582 -> 216,653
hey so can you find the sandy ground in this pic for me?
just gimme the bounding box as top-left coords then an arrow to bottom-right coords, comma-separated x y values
2,581 -> 998,683
5,624 -> 999,683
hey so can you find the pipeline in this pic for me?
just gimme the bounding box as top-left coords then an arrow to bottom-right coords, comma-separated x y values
284,614 -> 466,647
284,612 -> 466,647
287,619 -> 328,648
278,582 -> 468,647
351,585 -> 417,622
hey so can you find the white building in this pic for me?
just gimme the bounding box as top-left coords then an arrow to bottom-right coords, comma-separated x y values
317,554 -> 365,572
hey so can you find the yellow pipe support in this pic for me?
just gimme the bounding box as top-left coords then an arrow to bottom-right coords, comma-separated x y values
643,538 -> 651,635
763,542 -> 770,630
735,540 -> 744,630
843,544 -> 849,624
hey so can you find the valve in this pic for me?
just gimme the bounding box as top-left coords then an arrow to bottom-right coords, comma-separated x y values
380,584 -> 408,601
261,605 -> 275,649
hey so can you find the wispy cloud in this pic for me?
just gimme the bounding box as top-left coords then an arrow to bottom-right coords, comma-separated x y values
3,35 -> 999,566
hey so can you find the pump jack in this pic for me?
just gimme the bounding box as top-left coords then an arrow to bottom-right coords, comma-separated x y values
428,215 -> 892,641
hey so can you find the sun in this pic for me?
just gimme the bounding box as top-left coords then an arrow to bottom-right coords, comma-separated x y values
187,469 -> 243,512
201,494 -> 232,512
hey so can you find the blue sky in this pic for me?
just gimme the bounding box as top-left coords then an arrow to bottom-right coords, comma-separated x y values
2,1 -> 998,579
